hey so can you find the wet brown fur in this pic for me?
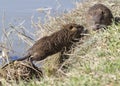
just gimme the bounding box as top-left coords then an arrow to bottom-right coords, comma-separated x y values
87,3 -> 113,30
17,23 -> 86,64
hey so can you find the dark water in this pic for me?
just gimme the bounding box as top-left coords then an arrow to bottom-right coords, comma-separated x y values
0,0 -> 81,60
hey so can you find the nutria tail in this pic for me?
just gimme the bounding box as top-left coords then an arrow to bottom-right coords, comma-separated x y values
17,54 -> 31,61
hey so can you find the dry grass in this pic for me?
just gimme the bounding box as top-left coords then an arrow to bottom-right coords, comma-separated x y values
0,61 -> 42,82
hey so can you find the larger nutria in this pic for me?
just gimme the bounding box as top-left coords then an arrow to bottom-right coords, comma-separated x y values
87,3 -> 114,30
6,23 -> 87,66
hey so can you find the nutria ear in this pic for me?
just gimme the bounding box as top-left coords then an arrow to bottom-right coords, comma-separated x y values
70,27 -> 77,32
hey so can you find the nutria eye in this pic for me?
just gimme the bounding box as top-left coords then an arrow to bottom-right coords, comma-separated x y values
69,26 -> 73,30
102,11 -> 104,15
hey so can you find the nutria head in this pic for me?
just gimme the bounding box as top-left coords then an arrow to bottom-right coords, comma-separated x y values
63,23 -> 87,40
88,4 -> 113,30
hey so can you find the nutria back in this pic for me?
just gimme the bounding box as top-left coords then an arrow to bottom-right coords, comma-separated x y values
88,4 -> 113,30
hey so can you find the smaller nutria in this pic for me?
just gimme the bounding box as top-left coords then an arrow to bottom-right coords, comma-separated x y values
9,23 -> 87,66
87,3 -> 114,30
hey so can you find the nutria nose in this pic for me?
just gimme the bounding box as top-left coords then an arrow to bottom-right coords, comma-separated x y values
84,29 -> 88,33
81,28 -> 88,35
96,24 -> 101,29
93,24 -> 106,30
92,24 -> 101,30
77,25 -> 84,31
80,25 -> 84,29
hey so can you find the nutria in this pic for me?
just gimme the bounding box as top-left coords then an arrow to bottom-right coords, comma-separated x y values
87,3 -> 114,30
12,23 -> 87,65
